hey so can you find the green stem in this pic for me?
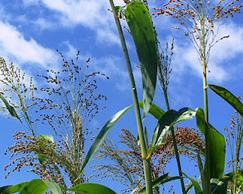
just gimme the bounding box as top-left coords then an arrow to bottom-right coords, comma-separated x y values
108,1 -> 153,193
163,88 -> 186,194
201,6 -> 211,193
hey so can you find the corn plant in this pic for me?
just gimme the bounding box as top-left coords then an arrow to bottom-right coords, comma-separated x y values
0,1 -> 243,194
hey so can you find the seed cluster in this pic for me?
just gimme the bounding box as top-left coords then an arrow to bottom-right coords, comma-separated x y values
92,127 -> 205,193
2,51 -> 108,187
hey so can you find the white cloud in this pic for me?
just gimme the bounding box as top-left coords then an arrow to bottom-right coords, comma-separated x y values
170,21 -> 243,83
210,22 -> 243,60
21,0 -> 125,44
0,21 -> 59,69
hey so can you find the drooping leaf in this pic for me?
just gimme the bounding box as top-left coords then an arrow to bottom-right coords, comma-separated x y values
1,180 -> 116,194
196,108 -> 225,179
138,101 -> 165,120
149,108 -> 196,156
137,173 -> 180,194
210,176 -> 233,194
78,101 -> 164,178
125,1 -> 158,119
183,173 -> 202,194
0,182 -> 28,194
0,94 -> 21,122
209,84 -> 243,116
61,183 -> 117,194
79,104 -> 133,175
0,186 -> 11,193
1,179 -> 61,194
43,180 -> 63,194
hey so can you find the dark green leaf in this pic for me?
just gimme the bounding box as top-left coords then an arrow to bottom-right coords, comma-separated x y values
196,108 -> 226,179
61,183 -> 117,194
208,84 -> 243,116
125,1 -> 158,119
137,173 -> 180,194
0,94 -> 21,122
0,186 -> 11,193
210,176 -> 232,194
150,108 -> 196,148
0,182 -> 28,194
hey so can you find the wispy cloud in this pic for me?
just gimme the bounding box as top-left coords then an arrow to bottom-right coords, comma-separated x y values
0,21 -> 59,69
168,21 -> 243,83
21,0 -> 125,44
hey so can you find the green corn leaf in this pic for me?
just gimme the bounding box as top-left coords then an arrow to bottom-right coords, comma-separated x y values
79,104 -> 133,175
210,176 -> 232,194
208,84 -> 243,116
125,1 -> 158,119
78,101 -> 164,179
137,173 -> 180,193
150,108 -> 196,152
61,183 -> 117,194
183,173 -> 202,194
0,180 -> 116,194
0,182 -> 28,194
196,107 -> 225,179
0,186 -> 11,193
138,101 -> 165,120
1,179 -> 61,194
0,94 -> 21,122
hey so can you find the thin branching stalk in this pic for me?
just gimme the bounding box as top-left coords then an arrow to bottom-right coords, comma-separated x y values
158,40 -> 186,194
108,0 -> 153,193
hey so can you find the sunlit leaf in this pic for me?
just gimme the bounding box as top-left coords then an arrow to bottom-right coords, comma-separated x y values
138,101 -> 165,120
1,179 -> 61,194
150,108 -> 196,151
196,108 -> 225,179
183,173 -> 202,194
125,1 -> 158,119
79,104 -> 133,175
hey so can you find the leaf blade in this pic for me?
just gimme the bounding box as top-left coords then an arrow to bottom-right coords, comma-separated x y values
79,104 -> 133,175
125,1 -> 158,119
0,94 -> 21,122
61,183 -> 117,194
208,84 -> 243,116
196,108 -> 226,179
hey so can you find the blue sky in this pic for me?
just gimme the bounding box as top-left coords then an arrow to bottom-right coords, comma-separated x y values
0,0 -> 243,193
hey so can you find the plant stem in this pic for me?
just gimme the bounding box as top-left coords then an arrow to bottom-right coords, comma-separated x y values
108,1 -> 153,193
201,6 -> 211,193
163,87 -> 186,194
